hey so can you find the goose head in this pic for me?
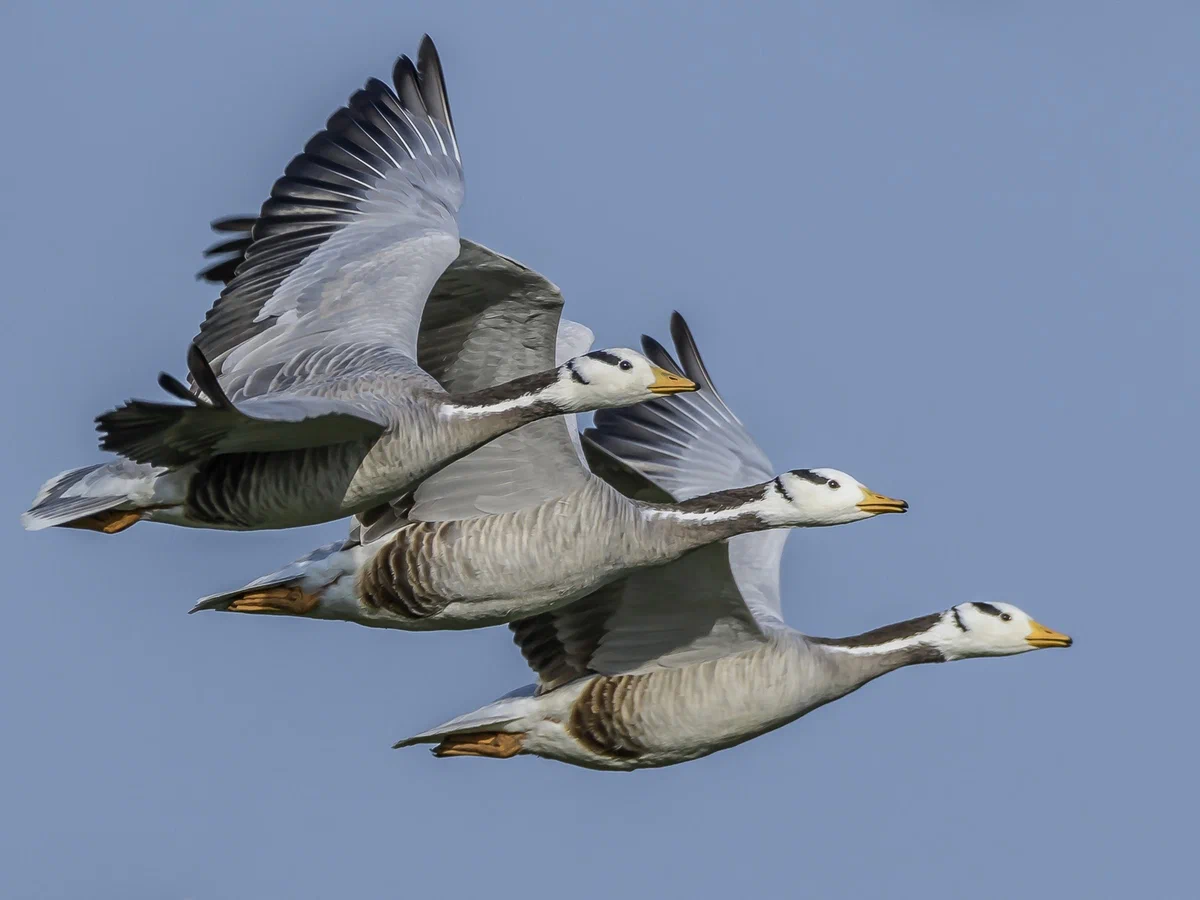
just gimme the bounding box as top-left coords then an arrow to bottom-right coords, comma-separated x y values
928,601 -> 1073,660
761,468 -> 908,526
553,349 -> 697,411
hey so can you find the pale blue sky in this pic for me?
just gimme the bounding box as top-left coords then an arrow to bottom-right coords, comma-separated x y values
1,2 -> 1194,898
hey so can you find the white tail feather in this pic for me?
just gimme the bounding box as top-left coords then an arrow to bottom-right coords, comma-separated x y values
393,685 -> 538,748
22,460 -> 157,531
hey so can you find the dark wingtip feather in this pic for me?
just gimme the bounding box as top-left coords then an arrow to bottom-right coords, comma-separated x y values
668,311 -> 719,395
416,35 -> 455,134
197,237 -> 253,283
210,216 -> 257,233
203,236 -> 253,259
392,53 -> 417,87
639,335 -> 685,374
392,54 -> 426,116
95,400 -> 194,467
196,258 -> 239,284
193,40 -> 458,373
197,217 -> 255,283
185,343 -> 231,408
157,372 -> 198,403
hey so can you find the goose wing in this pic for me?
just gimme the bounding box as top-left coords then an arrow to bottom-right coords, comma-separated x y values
97,343 -> 389,466
201,227 -> 568,397
583,312 -> 790,623
347,248 -> 590,539
196,36 -> 462,399
197,216 -> 256,286
509,314 -> 797,693
417,239 -> 567,392
403,313 -> 593,523
586,311 -> 774,498
199,227 -> 567,399
509,478 -> 767,693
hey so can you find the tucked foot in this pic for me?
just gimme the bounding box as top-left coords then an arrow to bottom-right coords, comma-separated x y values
58,509 -> 143,534
220,587 -> 318,615
433,732 -> 526,759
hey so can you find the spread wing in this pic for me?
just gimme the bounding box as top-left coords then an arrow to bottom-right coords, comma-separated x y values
511,456 -> 768,694
197,36 -> 463,399
96,343 -> 388,466
404,309 -> 594,523
345,245 -> 593,539
197,216 -> 256,286
511,542 -> 768,693
587,312 -> 775,498
583,312 -> 789,623
509,313 -> 800,693
417,240 -> 567,392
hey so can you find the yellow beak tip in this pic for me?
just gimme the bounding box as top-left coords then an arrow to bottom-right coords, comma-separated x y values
1025,621 -> 1073,648
648,368 -> 698,394
855,489 -> 909,514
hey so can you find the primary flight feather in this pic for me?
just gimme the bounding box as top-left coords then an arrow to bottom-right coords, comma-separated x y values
23,37 -> 694,536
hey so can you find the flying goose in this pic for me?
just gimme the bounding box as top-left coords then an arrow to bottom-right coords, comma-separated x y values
393,313 -> 1073,769
22,36 -> 693,535
191,314 -> 907,630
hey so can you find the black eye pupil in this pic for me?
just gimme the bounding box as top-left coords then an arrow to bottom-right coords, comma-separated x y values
828,480 -> 840,490
619,360 -> 632,371
1001,613 -> 1011,622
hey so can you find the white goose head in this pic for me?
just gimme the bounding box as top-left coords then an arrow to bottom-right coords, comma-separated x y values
759,468 -> 908,526
553,349 -> 696,411
928,601 -> 1073,660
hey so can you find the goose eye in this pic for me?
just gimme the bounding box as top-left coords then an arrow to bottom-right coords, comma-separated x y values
1000,613 -> 1011,622
619,360 -> 633,371
828,480 -> 840,490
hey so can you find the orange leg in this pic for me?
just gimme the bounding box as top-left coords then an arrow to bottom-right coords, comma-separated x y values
434,732 -> 526,759
226,587 -> 319,615
58,510 -> 143,534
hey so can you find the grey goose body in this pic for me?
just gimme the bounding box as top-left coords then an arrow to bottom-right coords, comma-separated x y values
392,313 -> 1073,770
192,315 -> 907,631
22,37 -> 693,535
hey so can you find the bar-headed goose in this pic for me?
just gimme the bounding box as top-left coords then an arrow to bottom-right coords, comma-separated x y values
22,37 -> 692,535
393,313 -> 1073,769
191,314 -> 906,630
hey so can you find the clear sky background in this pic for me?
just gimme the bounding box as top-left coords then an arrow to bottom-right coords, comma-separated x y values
1,2 -> 1194,898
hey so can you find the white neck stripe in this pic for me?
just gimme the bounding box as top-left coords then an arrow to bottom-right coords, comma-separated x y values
819,633 -> 932,658
439,394 -> 543,419
644,505 -> 760,524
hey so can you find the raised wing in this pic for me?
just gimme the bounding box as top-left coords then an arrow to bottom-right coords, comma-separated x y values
512,544 -> 767,693
404,309 -> 594,522
587,312 -> 774,497
511,455 -> 768,693
418,240 -> 566,392
198,36 -> 463,398
341,244 -> 592,540
197,216 -> 256,286
200,229 -> 600,507
584,312 -> 789,623
513,321 -> 801,694
97,344 -> 388,466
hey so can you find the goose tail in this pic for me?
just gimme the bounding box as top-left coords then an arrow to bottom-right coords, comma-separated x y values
394,685 -> 539,758
22,460 -> 159,533
189,538 -> 367,616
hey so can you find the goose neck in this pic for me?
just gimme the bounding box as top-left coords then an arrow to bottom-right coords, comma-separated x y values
809,613 -> 948,685
641,483 -> 777,550
439,370 -> 564,425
